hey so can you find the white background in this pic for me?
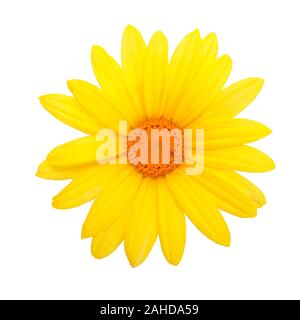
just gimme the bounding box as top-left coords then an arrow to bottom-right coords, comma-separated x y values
0,0 -> 298,300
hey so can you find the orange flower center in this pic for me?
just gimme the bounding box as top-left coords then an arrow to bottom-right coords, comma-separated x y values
127,119 -> 183,177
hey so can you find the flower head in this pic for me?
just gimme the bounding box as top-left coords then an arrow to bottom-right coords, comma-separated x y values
37,25 -> 274,267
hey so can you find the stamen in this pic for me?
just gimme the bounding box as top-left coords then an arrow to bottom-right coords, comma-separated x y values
128,119 -> 183,177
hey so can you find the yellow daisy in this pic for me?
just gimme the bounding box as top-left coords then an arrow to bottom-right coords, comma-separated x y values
37,25 -> 275,267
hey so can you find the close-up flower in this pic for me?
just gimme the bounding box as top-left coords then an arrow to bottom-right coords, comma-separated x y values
36,25 -> 275,267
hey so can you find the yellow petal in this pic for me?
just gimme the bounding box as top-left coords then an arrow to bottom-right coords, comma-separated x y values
205,145 -> 275,172
82,167 -> 142,238
121,25 -> 147,120
201,78 -> 264,121
122,25 -> 146,91
67,80 -> 128,131
143,31 -> 168,119
47,136 -> 102,167
157,178 -> 186,265
39,94 -> 100,135
193,169 -> 257,218
201,32 -> 218,66
221,171 -> 266,207
52,164 -> 125,209
173,55 -> 232,126
197,118 -> 271,150
91,210 -> 131,259
36,160 -> 93,180
91,45 -> 141,125
124,178 -> 158,267
166,169 -> 230,246
163,29 -> 201,118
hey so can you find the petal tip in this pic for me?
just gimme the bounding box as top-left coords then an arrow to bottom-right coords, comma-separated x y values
35,166 -> 45,179
218,230 -> 231,247
35,169 -> 42,178
39,95 -> 45,103
124,24 -> 138,33
205,32 -> 217,41
251,77 -> 264,91
125,249 -> 144,268
51,197 -> 59,209
128,259 -> 142,268
258,77 -> 264,86
151,31 -> 167,42
35,161 -> 45,178
52,196 -> 66,210
264,126 -> 272,136
268,158 -> 276,171
166,257 -> 182,266
222,54 -> 232,65
191,28 -> 200,38
91,45 -> 104,58
209,31 -> 217,38
39,95 -> 51,108
66,79 -> 78,93
223,237 -> 231,247
91,244 -> 104,259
